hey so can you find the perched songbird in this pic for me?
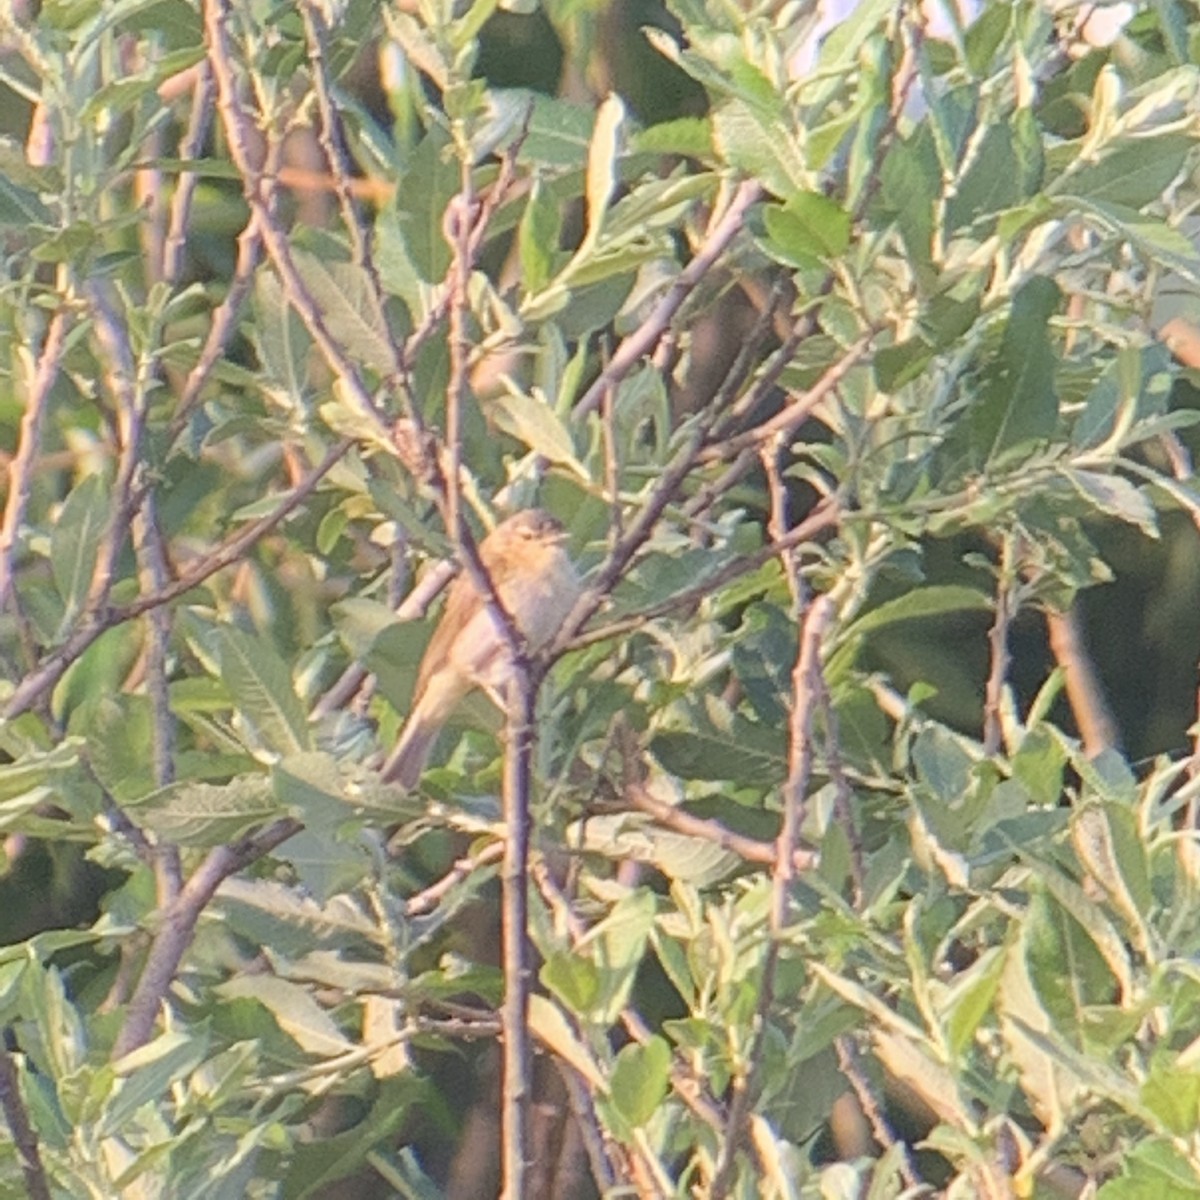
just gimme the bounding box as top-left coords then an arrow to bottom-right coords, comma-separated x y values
381,509 -> 581,788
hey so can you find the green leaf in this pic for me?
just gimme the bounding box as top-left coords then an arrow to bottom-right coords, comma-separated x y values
944,114 -> 1043,232
712,99 -> 805,200
217,976 -> 355,1057
568,813 -> 742,887
841,586 -> 992,640
124,775 -> 283,847
1062,470 -> 1158,538
289,252 -> 399,376
1021,870 -> 1132,1019
942,945 -> 1006,1057
1072,343 -> 1173,450
582,93 -> 625,252
1059,133 -> 1192,209
829,586 -> 991,682
607,1036 -> 670,1130
0,173 -> 51,226
281,1078 -> 418,1199
631,117 -> 712,158
1074,198 -> 1200,283
651,707 -> 785,784
108,1029 -> 209,1131
203,625 -> 312,757
510,91 -> 594,167
807,0 -> 896,107
541,952 -> 601,1013
518,175 -> 561,295
1070,801 -> 1153,954
1141,1063 -> 1200,1137
486,388 -> 587,477
877,129 -> 938,263
50,473 -> 109,623
393,128 -> 460,282
1096,1137 -> 1200,1199
873,337 -> 934,391
253,269 -> 313,408
971,274 -> 1061,462
761,191 -> 851,267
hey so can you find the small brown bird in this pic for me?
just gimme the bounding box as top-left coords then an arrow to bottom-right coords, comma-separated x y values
381,509 -> 581,788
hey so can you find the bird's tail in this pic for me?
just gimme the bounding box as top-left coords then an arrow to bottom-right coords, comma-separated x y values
381,718 -> 438,789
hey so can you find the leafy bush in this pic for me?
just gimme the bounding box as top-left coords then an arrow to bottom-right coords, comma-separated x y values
2,1 -> 1200,1197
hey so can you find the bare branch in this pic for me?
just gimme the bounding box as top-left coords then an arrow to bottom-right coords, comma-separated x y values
572,180 -> 763,419
835,1034 -> 921,1190
132,488 -> 183,905
162,64 -> 215,284
0,310 -> 69,613
168,209 -> 264,445
697,333 -> 875,465
0,1045 -> 51,1200
620,784 -> 817,873
1045,606 -> 1118,757
113,817 -> 302,1058
983,537 -> 1015,757
203,0 -> 389,439
568,496 -> 841,651
3,439 -> 352,720
711,594 -> 833,1197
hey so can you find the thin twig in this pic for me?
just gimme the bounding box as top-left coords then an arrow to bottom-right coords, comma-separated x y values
620,785 -> 817,872
571,180 -> 763,419
0,310 -> 69,613
300,2 -> 375,272
983,536 -> 1015,756
815,676 -> 863,905
132,488 -> 183,905
162,63 -> 215,284
168,210 -> 264,445
4,439 -> 353,719
312,557 -> 458,721
0,1045 -> 51,1200
568,496 -> 841,651
553,1060 -> 620,1196
500,661 -> 536,1200
697,333 -> 875,464
711,595 -> 833,1197
78,282 -> 151,634
835,1034 -> 921,1190
403,841 -> 505,917
532,862 -> 723,1172
203,0 -> 389,440
113,817 -> 302,1058
1044,607 -> 1118,756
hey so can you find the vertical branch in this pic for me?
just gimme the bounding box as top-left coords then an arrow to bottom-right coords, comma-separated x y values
203,0 -> 389,439
0,1045 -> 51,1200
600,374 -> 622,552
298,2 -> 375,275
131,489 -> 182,905
443,161 -> 476,548
168,209 -> 263,445
162,65 -> 215,284
0,310 -> 68,614
711,594 -> 833,1197
1044,607 -> 1118,757
85,287 -> 150,619
983,536 -> 1015,757
834,1034 -> 920,1189
500,663 -> 536,1200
